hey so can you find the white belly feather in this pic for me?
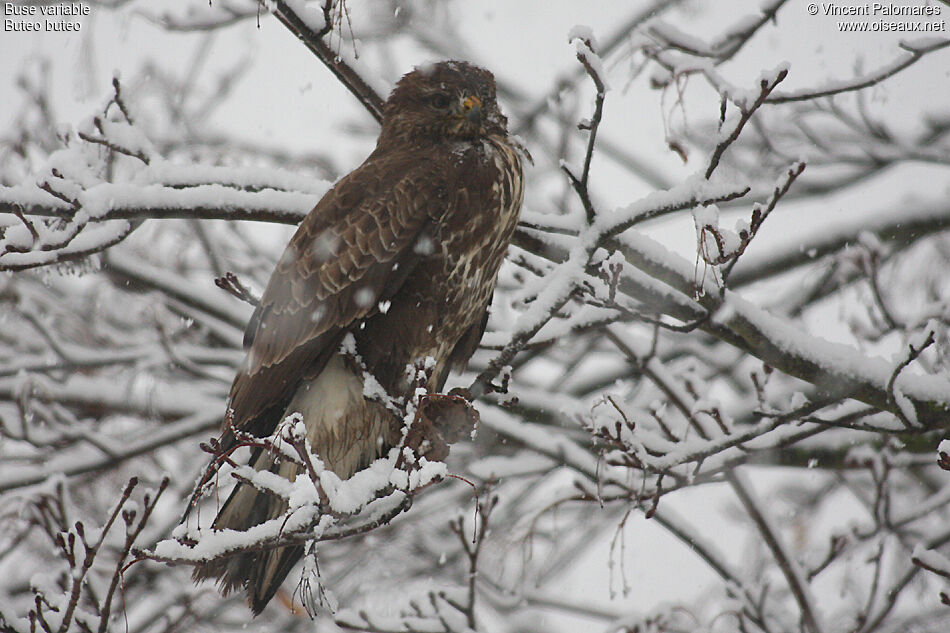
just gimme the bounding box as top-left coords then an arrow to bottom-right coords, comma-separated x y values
282,354 -> 391,480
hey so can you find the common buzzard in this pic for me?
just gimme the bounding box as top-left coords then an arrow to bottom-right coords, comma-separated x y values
192,61 -> 525,613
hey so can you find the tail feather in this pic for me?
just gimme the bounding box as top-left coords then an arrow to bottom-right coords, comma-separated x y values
191,452 -> 306,614
192,356 -> 396,614
248,544 -> 304,615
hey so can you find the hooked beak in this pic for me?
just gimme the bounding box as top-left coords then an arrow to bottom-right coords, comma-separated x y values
460,95 -> 483,126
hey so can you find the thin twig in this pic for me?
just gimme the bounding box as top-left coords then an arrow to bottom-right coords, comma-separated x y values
563,35 -> 607,225
271,0 -> 385,123
766,38 -> 950,104
726,469 -> 824,633
705,69 -> 788,179
885,329 -> 935,427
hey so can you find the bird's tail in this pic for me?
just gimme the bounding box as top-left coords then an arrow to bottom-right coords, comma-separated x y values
192,356 -> 394,613
191,450 -> 304,615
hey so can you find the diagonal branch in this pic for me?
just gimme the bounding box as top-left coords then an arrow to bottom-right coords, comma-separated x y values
271,0 -> 385,123
766,38 -> 950,104
705,68 -> 788,179
726,469 -> 825,633
562,34 -> 607,225
614,230 -> 950,428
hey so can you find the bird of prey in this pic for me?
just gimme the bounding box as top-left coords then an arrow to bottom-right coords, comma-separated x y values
192,60 -> 525,614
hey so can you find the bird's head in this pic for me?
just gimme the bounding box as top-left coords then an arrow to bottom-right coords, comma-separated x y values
380,60 -> 509,145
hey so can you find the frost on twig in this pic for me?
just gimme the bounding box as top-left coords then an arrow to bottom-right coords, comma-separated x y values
693,161 -> 806,288
9,476 -> 170,633
150,422 -> 449,598
0,78 -> 324,273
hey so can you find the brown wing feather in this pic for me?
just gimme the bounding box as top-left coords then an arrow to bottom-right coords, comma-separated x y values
225,149 -> 447,442
194,61 -> 525,615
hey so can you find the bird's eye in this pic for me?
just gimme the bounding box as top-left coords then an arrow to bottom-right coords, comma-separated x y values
429,93 -> 452,109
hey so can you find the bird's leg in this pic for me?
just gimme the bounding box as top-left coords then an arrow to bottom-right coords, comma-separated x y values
402,393 -> 480,463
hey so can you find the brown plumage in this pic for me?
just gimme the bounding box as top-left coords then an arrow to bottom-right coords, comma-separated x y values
191,61 -> 524,614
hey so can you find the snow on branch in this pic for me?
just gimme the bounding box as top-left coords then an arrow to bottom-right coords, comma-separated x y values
12,476 -> 170,633
645,0 -> 787,63
471,174 -> 749,398
563,28 -> 608,224
146,433 -> 446,573
766,37 -> 950,104
608,218 -> 950,429
0,79 -> 326,273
